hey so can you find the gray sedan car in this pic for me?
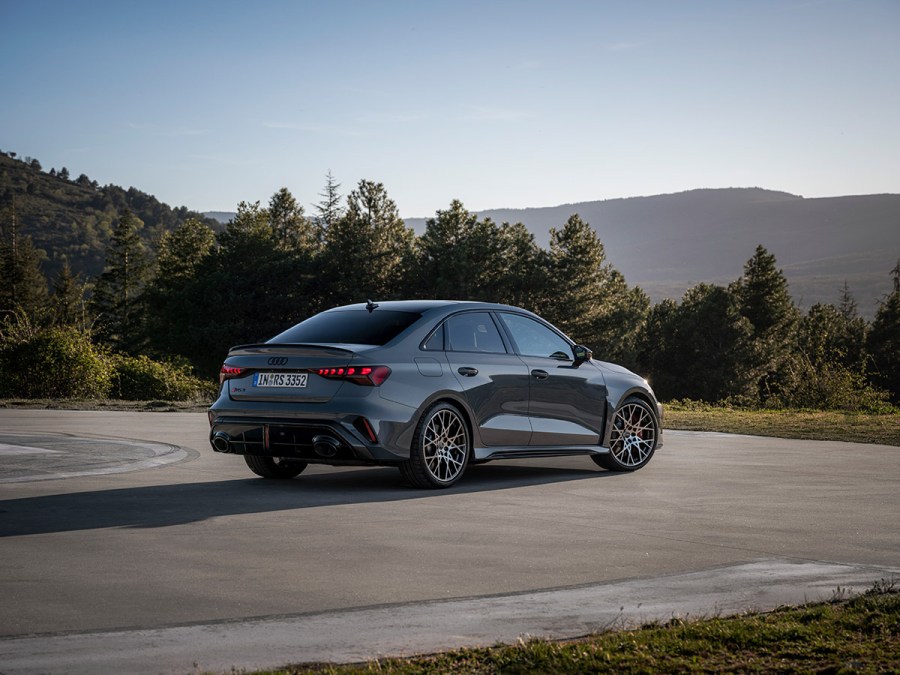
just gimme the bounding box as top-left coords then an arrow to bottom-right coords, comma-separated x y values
209,300 -> 662,488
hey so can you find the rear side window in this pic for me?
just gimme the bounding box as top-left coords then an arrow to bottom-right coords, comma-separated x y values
270,310 -> 421,346
422,325 -> 444,351
445,312 -> 506,354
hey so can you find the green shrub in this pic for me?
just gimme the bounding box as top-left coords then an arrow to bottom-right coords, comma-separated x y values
764,357 -> 893,414
0,322 -> 111,398
0,313 -> 214,401
109,354 -> 213,401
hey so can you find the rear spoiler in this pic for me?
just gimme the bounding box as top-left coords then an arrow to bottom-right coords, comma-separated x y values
227,343 -> 358,357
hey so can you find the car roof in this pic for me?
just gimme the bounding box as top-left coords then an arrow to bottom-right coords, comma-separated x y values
326,300 -> 533,315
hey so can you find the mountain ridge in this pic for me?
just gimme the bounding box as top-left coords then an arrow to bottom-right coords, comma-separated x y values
404,187 -> 900,318
0,151 -> 220,283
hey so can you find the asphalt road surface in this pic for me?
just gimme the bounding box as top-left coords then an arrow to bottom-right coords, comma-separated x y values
0,409 -> 897,674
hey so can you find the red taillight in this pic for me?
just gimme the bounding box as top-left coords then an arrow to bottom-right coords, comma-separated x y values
219,364 -> 246,385
314,365 -> 391,386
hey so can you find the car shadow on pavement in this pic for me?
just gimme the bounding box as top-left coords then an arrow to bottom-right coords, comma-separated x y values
0,462 -> 624,537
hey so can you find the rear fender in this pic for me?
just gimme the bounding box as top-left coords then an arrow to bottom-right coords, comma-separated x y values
396,390 -> 480,456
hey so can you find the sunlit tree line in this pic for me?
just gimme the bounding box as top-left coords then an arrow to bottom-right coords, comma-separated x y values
1,176 -> 898,408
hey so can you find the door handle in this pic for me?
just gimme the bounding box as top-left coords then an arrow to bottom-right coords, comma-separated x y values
531,369 -> 549,380
457,367 -> 479,377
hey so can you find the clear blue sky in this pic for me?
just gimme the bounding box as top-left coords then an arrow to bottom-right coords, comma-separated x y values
2,0 -> 898,217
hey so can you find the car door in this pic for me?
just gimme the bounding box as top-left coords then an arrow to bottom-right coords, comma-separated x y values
496,312 -> 606,446
443,311 -> 532,447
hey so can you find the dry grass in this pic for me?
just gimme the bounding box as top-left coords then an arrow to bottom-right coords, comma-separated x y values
663,401 -> 900,446
256,584 -> 899,674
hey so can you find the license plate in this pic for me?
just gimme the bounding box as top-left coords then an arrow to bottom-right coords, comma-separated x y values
253,372 -> 308,388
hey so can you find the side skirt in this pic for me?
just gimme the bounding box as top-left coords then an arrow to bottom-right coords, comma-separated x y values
472,445 -> 609,463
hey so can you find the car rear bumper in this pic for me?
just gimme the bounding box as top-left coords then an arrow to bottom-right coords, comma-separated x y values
209,415 -> 408,466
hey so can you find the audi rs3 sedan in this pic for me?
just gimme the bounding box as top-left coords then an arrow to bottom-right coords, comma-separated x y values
209,300 -> 662,488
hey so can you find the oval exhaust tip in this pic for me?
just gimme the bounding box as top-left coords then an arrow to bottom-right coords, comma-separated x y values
312,435 -> 340,458
211,432 -> 231,452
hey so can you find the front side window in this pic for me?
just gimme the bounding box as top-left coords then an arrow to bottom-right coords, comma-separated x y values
445,312 -> 506,354
498,313 -> 572,360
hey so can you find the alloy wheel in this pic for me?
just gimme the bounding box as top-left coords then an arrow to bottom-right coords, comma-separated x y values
422,408 -> 468,483
609,401 -> 656,467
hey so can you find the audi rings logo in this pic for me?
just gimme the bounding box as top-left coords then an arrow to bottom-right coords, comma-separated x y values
267,356 -> 288,366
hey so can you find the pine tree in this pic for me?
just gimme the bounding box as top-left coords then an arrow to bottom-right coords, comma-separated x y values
0,198 -> 49,320
730,245 -> 799,402
543,214 -> 648,364
637,284 -> 754,401
798,303 -> 856,369
732,245 -> 797,338
90,210 -> 149,352
835,282 -> 867,370
51,260 -> 87,327
785,297 -> 885,410
416,200 -> 504,300
268,187 -> 319,254
544,214 -> 609,334
156,218 -> 216,281
223,200 -> 270,238
314,171 -> 343,231
867,260 -> 900,402
494,221 -> 546,309
149,199 -> 323,375
320,180 -> 414,306
141,219 -> 217,368
636,298 -> 680,398
794,282 -> 867,375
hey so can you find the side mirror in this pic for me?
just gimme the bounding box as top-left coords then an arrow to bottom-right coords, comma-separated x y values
572,344 -> 592,367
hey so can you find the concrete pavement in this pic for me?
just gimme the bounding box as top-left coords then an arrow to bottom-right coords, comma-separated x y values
0,409 -> 897,673
0,431 -> 196,483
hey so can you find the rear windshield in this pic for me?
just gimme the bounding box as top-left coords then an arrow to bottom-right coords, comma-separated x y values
270,310 -> 421,346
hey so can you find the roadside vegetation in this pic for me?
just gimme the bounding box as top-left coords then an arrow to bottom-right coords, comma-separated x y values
0,312 -> 213,402
665,400 -> 900,447
251,583 -> 898,674
2,149 -> 899,414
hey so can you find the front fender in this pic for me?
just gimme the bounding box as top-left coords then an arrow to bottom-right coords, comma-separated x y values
601,387 -> 664,449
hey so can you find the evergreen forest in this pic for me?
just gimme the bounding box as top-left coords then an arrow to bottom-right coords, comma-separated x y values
1,151 -> 898,409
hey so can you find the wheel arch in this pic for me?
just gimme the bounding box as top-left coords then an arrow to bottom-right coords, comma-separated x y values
430,396 -> 477,462
601,387 -> 660,448
622,388 -> 657,413
397,390 -> 479,456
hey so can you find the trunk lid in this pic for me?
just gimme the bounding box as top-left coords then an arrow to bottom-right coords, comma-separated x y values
223,343 -> 369,403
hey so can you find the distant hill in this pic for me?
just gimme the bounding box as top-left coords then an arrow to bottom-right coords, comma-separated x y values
202,211 -> 235,224
406,188 -> 900,318
0,152 -> 221,283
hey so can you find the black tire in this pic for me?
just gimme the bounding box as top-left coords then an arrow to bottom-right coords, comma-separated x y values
244,455 -> 307,479
592,396 -> 659,472
400,402 -> 470,489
